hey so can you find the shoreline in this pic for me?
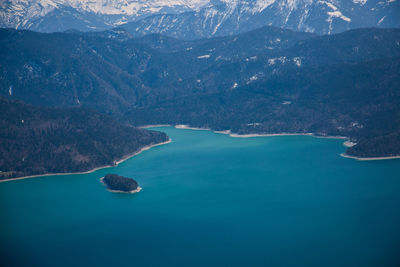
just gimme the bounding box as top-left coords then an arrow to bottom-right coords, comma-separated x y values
0,139 -> 172,183
139,124 -> 172,129
175,124 -> 211,131
229,132 -> 314,138
114,138 -> 172,165
6,123 -> 395,181
151,124 -> 399,162
99,177 -> 142,194
340,153 -> 400,161
169,124 -> 345,139
343,140 -> 357,147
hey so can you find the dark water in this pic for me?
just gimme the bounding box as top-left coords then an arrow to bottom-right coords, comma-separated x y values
1,127 -> 400,266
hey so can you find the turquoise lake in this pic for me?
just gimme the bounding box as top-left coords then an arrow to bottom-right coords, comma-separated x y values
1,127 -> 400,266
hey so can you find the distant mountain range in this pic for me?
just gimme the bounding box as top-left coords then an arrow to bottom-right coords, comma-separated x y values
0,0 -> 209,32
121,0 -> 400,39
1,26 -> 400,158
1,0 -> 399,37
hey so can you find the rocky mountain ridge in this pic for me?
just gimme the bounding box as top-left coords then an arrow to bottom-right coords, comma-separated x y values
1,0 -> 399,35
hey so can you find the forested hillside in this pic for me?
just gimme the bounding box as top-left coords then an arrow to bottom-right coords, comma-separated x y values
1,27 -> 400,158
0,98 -> 168,179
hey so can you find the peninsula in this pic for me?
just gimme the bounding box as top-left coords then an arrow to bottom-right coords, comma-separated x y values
0,98 -> 169,180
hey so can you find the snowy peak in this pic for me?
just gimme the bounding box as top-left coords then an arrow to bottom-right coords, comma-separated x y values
58,0 -> 211,15
121,0 -> 400,39
1,0 -> 399,34
0,0 -> 211,31
4,0 -> 210,15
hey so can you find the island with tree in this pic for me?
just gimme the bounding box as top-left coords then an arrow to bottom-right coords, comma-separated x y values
100,174 -> 142,194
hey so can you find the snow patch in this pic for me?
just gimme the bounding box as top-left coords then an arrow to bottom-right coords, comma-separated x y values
351,122 -> 364,128
378,16 -> 386,25
251,0 -> 276,13
353,0 -> 368,4
268,56 -> 288,65
327,11 -> 351,22
320,1 -> 338,11
197,54 -> 211,59
245,56 -> 258,62
250,75 -> 258,81
293,57 -> 301,67
246,73 -> 263,84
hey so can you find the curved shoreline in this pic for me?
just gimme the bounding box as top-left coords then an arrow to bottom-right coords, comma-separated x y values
3,124 -> 397,184
139,124 -> 172,128
170,124 -> 345,139
143,124 -> 399,161
100,177 -> 142,194
0,139 -> 172,183
340,153 -> 400,161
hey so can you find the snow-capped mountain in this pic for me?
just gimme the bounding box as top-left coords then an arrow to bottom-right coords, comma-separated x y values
121,0 -> 400,39
0,0 -> 209,32
0,0 -> 399,35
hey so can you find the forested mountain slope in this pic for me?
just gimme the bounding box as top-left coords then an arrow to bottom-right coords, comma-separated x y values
1,27 -> 400,158
0,98 -> 168,179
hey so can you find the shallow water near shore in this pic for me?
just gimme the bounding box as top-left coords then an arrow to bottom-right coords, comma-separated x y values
1,127 -> 400,266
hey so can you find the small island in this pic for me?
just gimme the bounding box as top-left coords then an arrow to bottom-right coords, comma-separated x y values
100,174 -> 142,194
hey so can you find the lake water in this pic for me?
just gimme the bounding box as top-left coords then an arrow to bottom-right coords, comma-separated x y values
1,127 -> 400,266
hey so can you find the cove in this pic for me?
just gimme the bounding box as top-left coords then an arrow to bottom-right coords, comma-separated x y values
1,127 -> 400,266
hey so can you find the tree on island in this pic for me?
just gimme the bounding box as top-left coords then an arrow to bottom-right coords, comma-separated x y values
102,174 -> 139,192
